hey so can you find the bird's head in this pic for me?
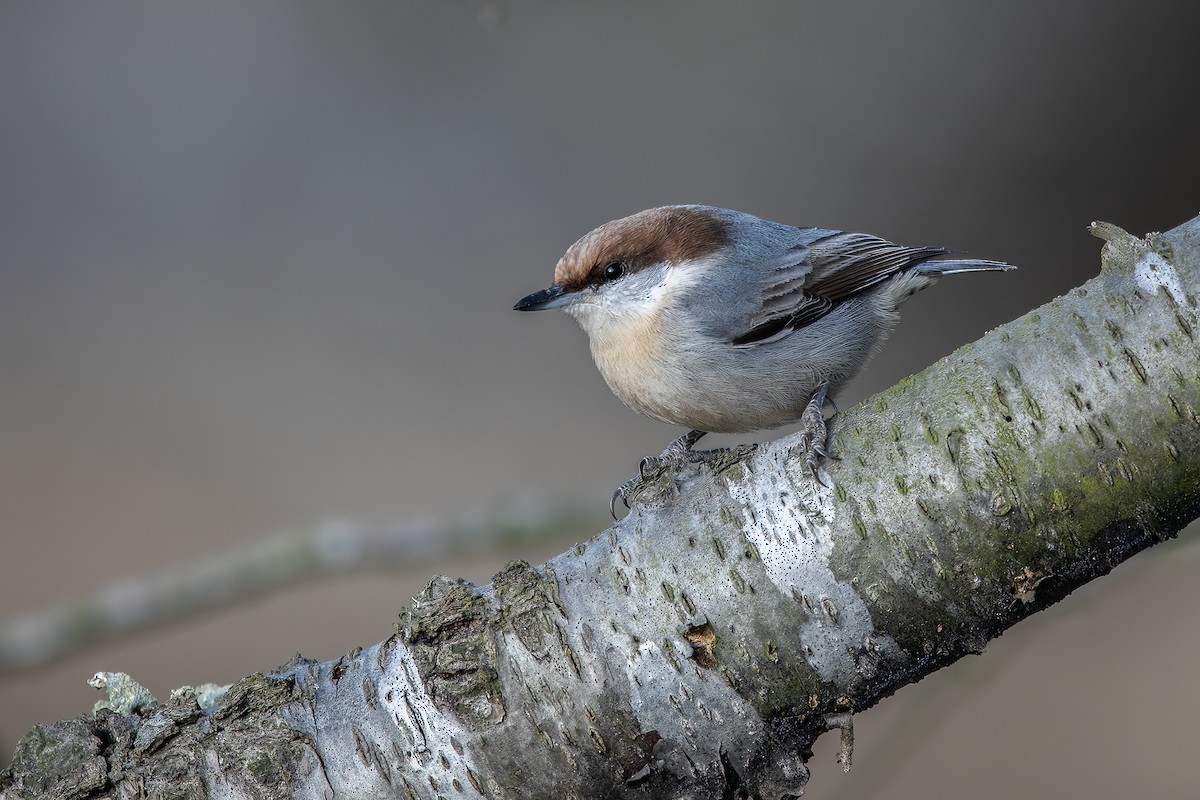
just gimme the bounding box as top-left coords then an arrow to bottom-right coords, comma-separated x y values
514,206 -> 733,335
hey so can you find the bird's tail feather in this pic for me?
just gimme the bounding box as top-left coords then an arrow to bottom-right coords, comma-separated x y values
917,258 -> 1016,276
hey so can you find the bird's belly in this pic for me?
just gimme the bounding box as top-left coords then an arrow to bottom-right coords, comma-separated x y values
591,332 -> 816,434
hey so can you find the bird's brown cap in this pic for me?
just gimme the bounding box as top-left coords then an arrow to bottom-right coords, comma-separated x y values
553,206 -> 733,293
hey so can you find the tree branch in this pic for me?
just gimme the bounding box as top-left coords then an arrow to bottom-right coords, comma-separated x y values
0,506 -> 599,677
4,215 -> 1199,799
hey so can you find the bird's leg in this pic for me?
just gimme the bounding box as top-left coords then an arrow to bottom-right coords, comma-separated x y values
611,429 -> 727,518
796,381 -> 838,485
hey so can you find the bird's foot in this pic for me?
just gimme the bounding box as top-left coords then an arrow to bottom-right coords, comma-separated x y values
796,382 -> 838,486
611,430 -> 730,518
610,476 -> 641,519
636,429 -> 712,476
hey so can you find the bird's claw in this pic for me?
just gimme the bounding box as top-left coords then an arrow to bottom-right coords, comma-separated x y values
805,451 -> 831,488
610,485 -> 631,520
610,429 -> 718,519
611,457 -> 670,519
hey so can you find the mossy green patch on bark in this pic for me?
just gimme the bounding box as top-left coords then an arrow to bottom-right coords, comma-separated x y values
3,718 -> 108,799
212,672 -> 298,721
493,560 -> 570,664
401,575 -> 505,728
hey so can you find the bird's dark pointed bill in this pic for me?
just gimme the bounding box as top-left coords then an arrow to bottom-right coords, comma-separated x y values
514,285 -> 574,311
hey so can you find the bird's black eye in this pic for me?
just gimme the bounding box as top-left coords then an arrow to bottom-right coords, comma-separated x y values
603,261 -> 625,282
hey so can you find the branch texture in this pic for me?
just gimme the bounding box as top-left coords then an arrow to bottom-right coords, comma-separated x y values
4,216 -> 1199,799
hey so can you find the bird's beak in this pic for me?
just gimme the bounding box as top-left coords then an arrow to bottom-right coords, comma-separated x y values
514,285 -> 577,311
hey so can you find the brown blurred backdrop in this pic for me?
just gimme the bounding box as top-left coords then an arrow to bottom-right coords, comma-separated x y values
2,1 -> 1199,796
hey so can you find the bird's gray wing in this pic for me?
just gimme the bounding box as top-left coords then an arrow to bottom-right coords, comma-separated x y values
732,230 -> 948,346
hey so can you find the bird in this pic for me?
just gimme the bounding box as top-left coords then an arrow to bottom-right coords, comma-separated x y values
514,205 -> 1014,515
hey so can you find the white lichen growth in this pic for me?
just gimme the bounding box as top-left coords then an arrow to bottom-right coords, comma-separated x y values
88,670 -> 157,714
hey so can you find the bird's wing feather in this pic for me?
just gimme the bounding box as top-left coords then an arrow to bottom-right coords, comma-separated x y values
732,230 -> 948,346
804,232 -> 949,300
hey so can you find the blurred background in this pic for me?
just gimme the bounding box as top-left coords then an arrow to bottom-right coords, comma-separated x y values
2,1 -> 1199,795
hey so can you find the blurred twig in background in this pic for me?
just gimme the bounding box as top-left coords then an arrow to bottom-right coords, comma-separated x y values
0,503 -> 601,678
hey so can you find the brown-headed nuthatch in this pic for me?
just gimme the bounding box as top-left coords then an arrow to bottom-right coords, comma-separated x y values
515,205 -> 1013,514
